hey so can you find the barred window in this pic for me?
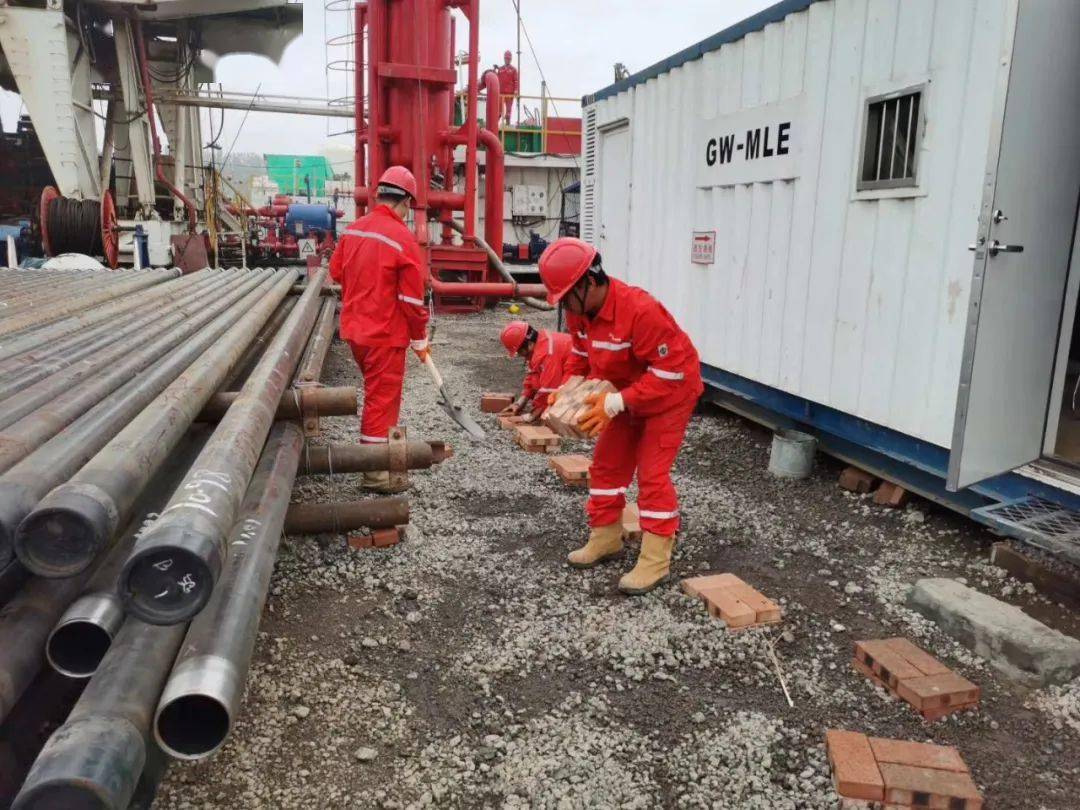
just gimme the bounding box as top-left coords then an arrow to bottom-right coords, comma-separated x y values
858,88 -> 923,191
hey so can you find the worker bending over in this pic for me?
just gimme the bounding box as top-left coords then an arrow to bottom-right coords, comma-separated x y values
498,320 -> 574,419
539,237 -> 703,595
330,166 -> 430,492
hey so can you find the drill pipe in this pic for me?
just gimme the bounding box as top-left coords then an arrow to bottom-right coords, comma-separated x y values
9,270 -> 297,576
0,270 -> 264,432
283,498 -> 409,534
0,271 -> 273,474
0,272 -> 282,571
296,441 -> 450,475
0,270 -> 146,319
220,297 -> 297,391
290,282 -> 341,296
0,270 -> 208,362
119,268 -> 328,625
197,385 -> 357,422
154,423 -> 303,759
294,298 -> 338,384
45,535 -> 135,679
0,268 -> 181,339
0,272 -> 234,401
12,618 -> 188,810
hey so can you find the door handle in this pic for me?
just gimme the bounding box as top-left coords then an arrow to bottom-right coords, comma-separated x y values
987,240 -> 1023,256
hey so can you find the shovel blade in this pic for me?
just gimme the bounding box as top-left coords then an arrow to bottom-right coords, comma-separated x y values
438,399 -> 486,441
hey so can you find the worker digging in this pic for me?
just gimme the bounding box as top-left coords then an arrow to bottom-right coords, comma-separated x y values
539,237 -> 704,594
497,320 -> 573,422
330,166 -> 431,493
2,0 -> 1080,808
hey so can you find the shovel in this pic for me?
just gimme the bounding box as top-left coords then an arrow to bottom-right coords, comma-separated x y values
421,355 -> 486,441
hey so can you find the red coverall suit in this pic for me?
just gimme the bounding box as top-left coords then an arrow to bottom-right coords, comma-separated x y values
495,63 -> 518,123
564,279 -> 703,537
329,204 -> 429,445
522,330 -> 573,412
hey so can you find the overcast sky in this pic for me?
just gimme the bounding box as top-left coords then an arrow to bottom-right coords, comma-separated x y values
2,0 -> 774,159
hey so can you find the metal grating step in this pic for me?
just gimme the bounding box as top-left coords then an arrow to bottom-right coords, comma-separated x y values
972,496 -> 1080,567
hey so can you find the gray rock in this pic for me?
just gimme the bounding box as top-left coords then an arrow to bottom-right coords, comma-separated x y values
354,746 -> 379,762
908,577 -> 1080,686
291,705 -> 311,719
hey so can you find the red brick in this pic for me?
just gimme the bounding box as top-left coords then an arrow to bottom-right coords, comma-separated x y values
499,414 -> 528,430
880,638 -> 952,676
549,454 -> 592,484
873,481 -> 910,508
879,762 -> 982,809
854,640 -> 925,688
371,527 -> 401,548
681,573 -> 744,599
347,532 -> 374,550
621,503 -> 641,541
868,738 -> 969,774
826,730 -> 885,801
839,466 -> 879,493
727,582 -> 782,623
700,587 -> 756,628
514,425 -> 561,453
896,672 -> 980,712
481,393 -> 515,413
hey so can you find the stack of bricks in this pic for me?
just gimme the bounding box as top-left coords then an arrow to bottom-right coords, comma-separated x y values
621,503 -> 641,542
549,454 -> 591,486
826,730 -> 983,808
348,527 -> 402,550
681,573 -> 782,631
542,376 -> 618,438
513,424 -> 561,454
498,414 -> 529,430
853,638 -> 980,721
480,392 -> 515,413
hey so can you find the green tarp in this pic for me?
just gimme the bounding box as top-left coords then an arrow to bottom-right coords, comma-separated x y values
264,154 -> 334,197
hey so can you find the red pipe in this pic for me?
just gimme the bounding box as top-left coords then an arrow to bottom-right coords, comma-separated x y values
354,2 -> 368,215
462,0 -> 479,239
481,71 -> 505,260
134,20 -> 197,231
429,280 -> 547,297
354,187 -> 465,210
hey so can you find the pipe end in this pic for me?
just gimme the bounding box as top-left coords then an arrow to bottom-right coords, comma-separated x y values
155,693 -> 232,760
15,488 -> 113,578
46,619 -> 116,680
120,526 -> 219,625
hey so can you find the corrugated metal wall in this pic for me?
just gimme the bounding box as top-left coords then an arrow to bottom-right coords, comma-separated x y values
583,0 -> 1011,448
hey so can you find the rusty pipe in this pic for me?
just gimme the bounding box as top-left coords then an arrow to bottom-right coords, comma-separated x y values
294,298 -> 338,385
197,385 -> 357,422
297,441 -> 450,475
284,497 -> 408,534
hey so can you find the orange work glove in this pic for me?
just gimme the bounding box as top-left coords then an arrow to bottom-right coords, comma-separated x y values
578,391 -> 625,437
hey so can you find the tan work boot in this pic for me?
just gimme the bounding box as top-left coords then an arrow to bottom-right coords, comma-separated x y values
361,470 -> 408,494
567,523 -> 624,568
618,532 -> 674,595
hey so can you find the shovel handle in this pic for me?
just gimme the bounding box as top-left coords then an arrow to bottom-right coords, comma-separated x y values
422,355 -> 445,390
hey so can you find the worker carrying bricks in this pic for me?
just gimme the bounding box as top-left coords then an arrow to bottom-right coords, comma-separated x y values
538,237 -> 703,594
330,165 -> 430,493
498,321 -> 573,421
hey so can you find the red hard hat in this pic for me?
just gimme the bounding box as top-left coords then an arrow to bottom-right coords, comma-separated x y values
500,321 -> 530,356
377,165 -> 418,200
538,237 -> 597,305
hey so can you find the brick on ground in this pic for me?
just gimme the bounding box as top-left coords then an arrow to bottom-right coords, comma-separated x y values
514,424 -> 560,454
348,527 -> 401,550
827,731 -> 982,808
481,392 -> 515,413
680,573 -> 782,631
498,414 -> 529,430
549,454 -> 591,486
621,503 -> 641,542
839,466 -> 879,493
873,480 -> 910,507
853,637 -> 979,721
542,377 -> 617,438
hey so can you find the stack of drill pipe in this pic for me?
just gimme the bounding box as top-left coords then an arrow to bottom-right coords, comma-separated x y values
219,297 -> 297,391
0,267 -> 181,339
542,377 -> 619,438
116,267 -> 329,625
0,269 -> 212,361
294,298 -> 338,385
5,268 -> 299,575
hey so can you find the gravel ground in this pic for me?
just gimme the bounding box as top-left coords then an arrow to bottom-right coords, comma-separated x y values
155,308 -> 1080,810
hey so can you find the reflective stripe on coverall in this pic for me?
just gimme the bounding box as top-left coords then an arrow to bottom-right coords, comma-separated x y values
564,278 -> 703,536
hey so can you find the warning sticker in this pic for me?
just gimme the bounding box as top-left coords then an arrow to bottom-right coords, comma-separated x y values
298,239 -> 317,259
691,231 -> 716,265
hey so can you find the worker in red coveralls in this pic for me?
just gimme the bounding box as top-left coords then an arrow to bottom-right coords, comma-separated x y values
539,237 -> 703,595
330,166 -> 430,493
495,50 -> 518,124
498,321 -> 573,420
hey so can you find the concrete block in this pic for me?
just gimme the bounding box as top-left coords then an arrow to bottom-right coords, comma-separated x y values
908,577 -> 1080,686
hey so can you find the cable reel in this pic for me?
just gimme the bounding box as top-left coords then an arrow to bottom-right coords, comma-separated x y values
38,187 -> 120,269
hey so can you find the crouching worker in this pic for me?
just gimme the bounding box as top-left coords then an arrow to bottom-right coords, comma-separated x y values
538,237 -> 703,595
498,320 -> 574,420
330,165 -> 430,492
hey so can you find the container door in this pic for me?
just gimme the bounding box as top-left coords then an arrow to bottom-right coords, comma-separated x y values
948,0 -> 1080,490
598,125 -> 631,279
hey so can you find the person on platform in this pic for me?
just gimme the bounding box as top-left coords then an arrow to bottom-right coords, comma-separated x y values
538,238 -> 703,594
498,320 -> 575,420
495,50 -> 518,124
329,165 -> 430,492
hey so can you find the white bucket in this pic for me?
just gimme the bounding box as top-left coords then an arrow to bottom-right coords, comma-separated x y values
768,429 -> 816,480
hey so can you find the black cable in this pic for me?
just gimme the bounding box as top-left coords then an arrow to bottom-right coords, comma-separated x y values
46,197 -> 103,257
